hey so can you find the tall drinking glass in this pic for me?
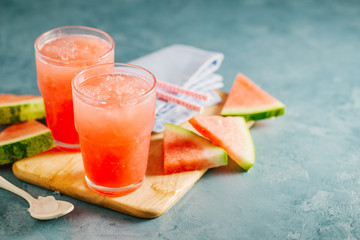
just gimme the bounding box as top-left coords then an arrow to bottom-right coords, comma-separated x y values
72,63 -> 157,196
35,26 -> 115,151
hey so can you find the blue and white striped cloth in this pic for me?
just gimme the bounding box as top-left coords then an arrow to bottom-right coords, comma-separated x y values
130,44 -> 224,132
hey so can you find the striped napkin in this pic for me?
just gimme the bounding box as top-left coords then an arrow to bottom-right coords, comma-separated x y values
130,44 -> 224,132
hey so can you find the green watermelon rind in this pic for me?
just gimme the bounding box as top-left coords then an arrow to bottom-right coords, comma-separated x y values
232,117 -> 255,171
0,130 -> 54,165
221,105 -> 285,121
0,97 -> 46,124
164,123 -> 228,172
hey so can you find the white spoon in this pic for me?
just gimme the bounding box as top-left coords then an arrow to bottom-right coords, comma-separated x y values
0,176 -> 74,220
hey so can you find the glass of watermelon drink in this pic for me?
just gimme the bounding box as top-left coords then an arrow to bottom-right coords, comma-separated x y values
35,26 -> 115,151
72,63 -> 157,196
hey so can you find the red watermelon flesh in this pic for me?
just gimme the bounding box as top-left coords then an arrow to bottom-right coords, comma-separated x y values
221,73 -> 285,121
0,120 -> 49,141
0,94 -> 41,104
189,115 -> 255,171
163,123 -> 227,174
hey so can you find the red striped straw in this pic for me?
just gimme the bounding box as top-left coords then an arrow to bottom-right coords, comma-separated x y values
157,81 -> 210,102
156,89 -> 204,112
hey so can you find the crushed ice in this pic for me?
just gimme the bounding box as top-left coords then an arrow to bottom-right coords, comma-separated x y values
29,196 -> 59,215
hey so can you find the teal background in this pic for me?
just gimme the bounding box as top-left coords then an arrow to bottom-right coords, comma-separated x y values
1,0 -> 360,239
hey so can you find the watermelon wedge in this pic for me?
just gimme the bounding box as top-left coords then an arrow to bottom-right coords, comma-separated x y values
189,115 -> 255,171
221,74 -> 285,121
163,123 -> 227,174
0,94 -> 45,124
0,120 -> 54,165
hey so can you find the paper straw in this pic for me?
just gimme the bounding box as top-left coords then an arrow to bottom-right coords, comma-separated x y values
157,81 -> 210,102
156,89 -> 204,112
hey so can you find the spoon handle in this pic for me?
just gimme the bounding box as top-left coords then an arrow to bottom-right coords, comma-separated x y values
0,176 -> 35,205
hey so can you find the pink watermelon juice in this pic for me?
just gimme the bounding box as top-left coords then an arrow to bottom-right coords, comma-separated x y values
72,63 -> 156,196
35,26 -> 115,150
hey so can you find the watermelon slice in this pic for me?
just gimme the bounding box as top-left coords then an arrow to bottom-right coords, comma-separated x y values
163,123 -> 227,174
189,115 -> 255,171
0,120 -> 54,165
0,94 -> 45,124
221,74 -> 285,121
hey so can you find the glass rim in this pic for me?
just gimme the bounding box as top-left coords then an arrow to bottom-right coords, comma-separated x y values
72,63 -> 157,104
34,25 -> 115,66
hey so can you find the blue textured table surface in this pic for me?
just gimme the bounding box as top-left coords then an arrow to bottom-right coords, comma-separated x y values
1,0 -> 360,239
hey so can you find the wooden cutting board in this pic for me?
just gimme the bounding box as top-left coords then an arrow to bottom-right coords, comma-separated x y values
12,92 -> 251,218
